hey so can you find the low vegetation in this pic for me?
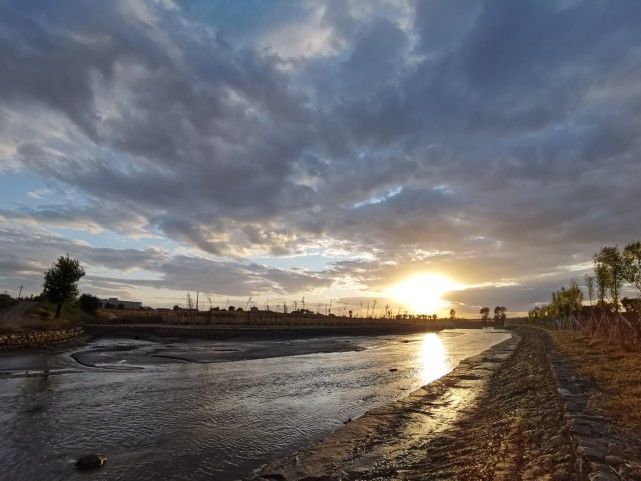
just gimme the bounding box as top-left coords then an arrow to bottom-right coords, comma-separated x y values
0,256 -> 100,334
0,301 -> 91,335
0,292 -> 17,309
27,300 -> 94,324
523,241 -> 641,431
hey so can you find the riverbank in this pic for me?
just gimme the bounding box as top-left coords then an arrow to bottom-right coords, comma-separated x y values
0,300 -> 89,349
84,320 -> 491,343
0,326 -> 84,350
254,327 -> 641,480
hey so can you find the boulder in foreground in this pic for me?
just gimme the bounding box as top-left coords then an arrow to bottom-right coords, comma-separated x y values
75,453 -> 107,470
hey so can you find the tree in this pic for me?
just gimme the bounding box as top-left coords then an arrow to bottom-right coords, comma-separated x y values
480,306 -> 490,322
594,246 -> 625,312
550,280 -> 583,319
449,308 -> 456,319
42,255 -> 85,318
621,297 -> 641,314
529,306 -> 542,320
78,293 -> 100,315
623,241 -> 641,293
594,261 -> 609,310
494,306 -> 507,324
584,274 -> 595,306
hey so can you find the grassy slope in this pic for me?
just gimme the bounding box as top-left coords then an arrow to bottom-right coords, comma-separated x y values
0,293 -> 17,310
546,328 -> 641,431
26,301 -> 94,324
0,301 -> 94,334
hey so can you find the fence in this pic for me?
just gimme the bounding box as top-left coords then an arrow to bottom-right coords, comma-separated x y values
525,311 -> 640,347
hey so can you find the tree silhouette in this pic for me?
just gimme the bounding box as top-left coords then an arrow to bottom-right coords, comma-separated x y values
584,274 -> 595,306
621,297 -> 641,314
43,255 -> 85,318
78,293 -> 100,315
480,306 -> 490,322
623,242 -> 641,294
494,306 -> 507,325
594,246 -> 625,312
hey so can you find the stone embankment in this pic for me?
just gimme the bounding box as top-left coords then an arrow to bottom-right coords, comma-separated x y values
0,327 -> 84,349
548,339 -> 641,481
255,327 -> 641,481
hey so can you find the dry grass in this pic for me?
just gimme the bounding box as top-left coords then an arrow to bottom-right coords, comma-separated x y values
546,329 -> 641,431
0,301 -> 90,335
0,293 -> 17,310
26,301 -> 93,324
0,318 -> 74,335
0,322 -> 24,335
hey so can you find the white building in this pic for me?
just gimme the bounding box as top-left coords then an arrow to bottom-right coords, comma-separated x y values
99,297 -> 142,310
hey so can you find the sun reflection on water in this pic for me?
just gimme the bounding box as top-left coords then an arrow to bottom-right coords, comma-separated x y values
418,333 -> 452,386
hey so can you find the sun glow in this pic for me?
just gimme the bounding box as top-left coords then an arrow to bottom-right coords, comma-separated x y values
418,333 -> 451,385
390,273 -> 459,315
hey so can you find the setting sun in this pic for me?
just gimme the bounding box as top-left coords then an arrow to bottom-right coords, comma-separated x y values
390,273 -> 459,315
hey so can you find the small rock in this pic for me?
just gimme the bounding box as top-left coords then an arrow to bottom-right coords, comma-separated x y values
578,443 -> 606,461
588,473 -> 619,481
605,455 -> 624,466
75,453 -> 107,470
552,468 -> 570,481
389,368 -> 398,372
570,424 -> 592,436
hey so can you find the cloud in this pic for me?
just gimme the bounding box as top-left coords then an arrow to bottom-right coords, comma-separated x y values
0,223 -> 331,303
1,0 -> 641,312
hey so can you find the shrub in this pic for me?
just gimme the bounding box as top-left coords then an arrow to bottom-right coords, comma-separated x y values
78,293 -> 100,315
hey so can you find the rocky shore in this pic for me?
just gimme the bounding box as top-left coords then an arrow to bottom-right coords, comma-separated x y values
255,327 -> 641,481
0,326 -> 84,350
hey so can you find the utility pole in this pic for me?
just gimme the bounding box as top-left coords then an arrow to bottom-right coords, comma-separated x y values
18,285 -> 23,299
196,292 -> 199,311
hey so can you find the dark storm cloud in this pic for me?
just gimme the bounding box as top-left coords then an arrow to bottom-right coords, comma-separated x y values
2,0 -> 641,311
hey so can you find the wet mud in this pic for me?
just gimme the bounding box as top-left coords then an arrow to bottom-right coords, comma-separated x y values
256,328 -> 588,481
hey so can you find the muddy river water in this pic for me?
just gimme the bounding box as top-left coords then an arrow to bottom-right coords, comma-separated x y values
0,328 -> 510,480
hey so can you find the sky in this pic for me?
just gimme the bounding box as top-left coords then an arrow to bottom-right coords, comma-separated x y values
1,0 -> 641,315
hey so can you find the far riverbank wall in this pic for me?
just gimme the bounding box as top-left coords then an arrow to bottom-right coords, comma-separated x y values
86,318 -> 496,341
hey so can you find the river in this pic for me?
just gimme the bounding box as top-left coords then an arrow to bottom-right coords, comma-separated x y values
0,328 -> 510,481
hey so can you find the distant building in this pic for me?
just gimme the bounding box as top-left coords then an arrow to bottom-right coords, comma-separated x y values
99,297 -> 142,310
